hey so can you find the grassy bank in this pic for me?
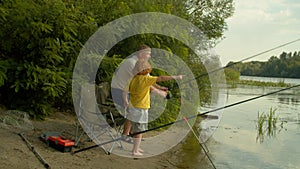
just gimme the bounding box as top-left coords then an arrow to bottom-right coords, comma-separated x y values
227,79 -> 292,88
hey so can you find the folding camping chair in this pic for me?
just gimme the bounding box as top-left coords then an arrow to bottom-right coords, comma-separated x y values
74,83 -> 123,155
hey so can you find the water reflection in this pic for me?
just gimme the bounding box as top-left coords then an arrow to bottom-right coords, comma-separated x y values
176,76 -> 300,169
277,97 -> 300,105
211,82 -> 300,169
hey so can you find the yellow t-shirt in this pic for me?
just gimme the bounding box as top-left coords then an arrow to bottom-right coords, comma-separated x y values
129,75 -> 157,109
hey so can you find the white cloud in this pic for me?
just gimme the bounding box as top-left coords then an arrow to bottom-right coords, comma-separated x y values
216,0 -> 300,65
229,0 -> 299,24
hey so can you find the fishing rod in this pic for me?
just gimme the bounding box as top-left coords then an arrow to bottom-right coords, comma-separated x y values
178,38 -> 300,86
19,133 -> 50,169
183,116 -> 217,169
74,39 -> 300,154
72,83 -> 300,154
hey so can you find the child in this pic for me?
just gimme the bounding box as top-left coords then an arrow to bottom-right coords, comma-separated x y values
123,59 -> 183,156
112,44 -> 168,142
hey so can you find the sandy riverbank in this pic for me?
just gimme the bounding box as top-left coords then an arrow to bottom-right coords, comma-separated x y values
0,110 -> 190,169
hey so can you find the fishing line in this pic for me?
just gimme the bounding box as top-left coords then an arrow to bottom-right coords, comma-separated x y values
178,38 -> 300,86
72,83 -> 300,154
196,84 -> 300,117
183,116 -> 217,169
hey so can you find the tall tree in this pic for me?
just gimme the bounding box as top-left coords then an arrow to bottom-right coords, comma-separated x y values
0,0 -> 235,118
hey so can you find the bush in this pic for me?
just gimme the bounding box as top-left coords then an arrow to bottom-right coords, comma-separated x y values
0,0 -> 96,119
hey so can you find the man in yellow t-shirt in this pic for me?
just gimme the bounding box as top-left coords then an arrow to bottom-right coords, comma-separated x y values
123,59 -> 183,156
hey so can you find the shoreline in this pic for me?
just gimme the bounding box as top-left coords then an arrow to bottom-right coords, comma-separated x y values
0,111 -> 188,169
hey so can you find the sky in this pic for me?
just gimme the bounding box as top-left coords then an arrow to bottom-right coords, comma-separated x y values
215,0 -> 300,66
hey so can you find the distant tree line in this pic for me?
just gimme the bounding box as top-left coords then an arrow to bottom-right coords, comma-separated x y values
227,51 -> 300,78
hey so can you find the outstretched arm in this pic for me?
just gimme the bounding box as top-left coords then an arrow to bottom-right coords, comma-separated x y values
156,75 -> 183,82
150,85 -> 168,98
152,83 -> 168,91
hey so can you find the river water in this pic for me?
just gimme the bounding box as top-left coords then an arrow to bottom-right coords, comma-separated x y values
176,76 -> 300,169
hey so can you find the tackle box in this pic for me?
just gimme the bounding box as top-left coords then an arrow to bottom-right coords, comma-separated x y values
48,135 -> 75,152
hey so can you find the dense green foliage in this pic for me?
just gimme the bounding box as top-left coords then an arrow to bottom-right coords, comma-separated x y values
0,0 -> 96,118
0,0 -> 234,119
228,51 -> 300,78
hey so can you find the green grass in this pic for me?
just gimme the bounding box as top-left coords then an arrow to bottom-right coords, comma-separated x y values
227,79 -> 291,88
256,108 -> 282,143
